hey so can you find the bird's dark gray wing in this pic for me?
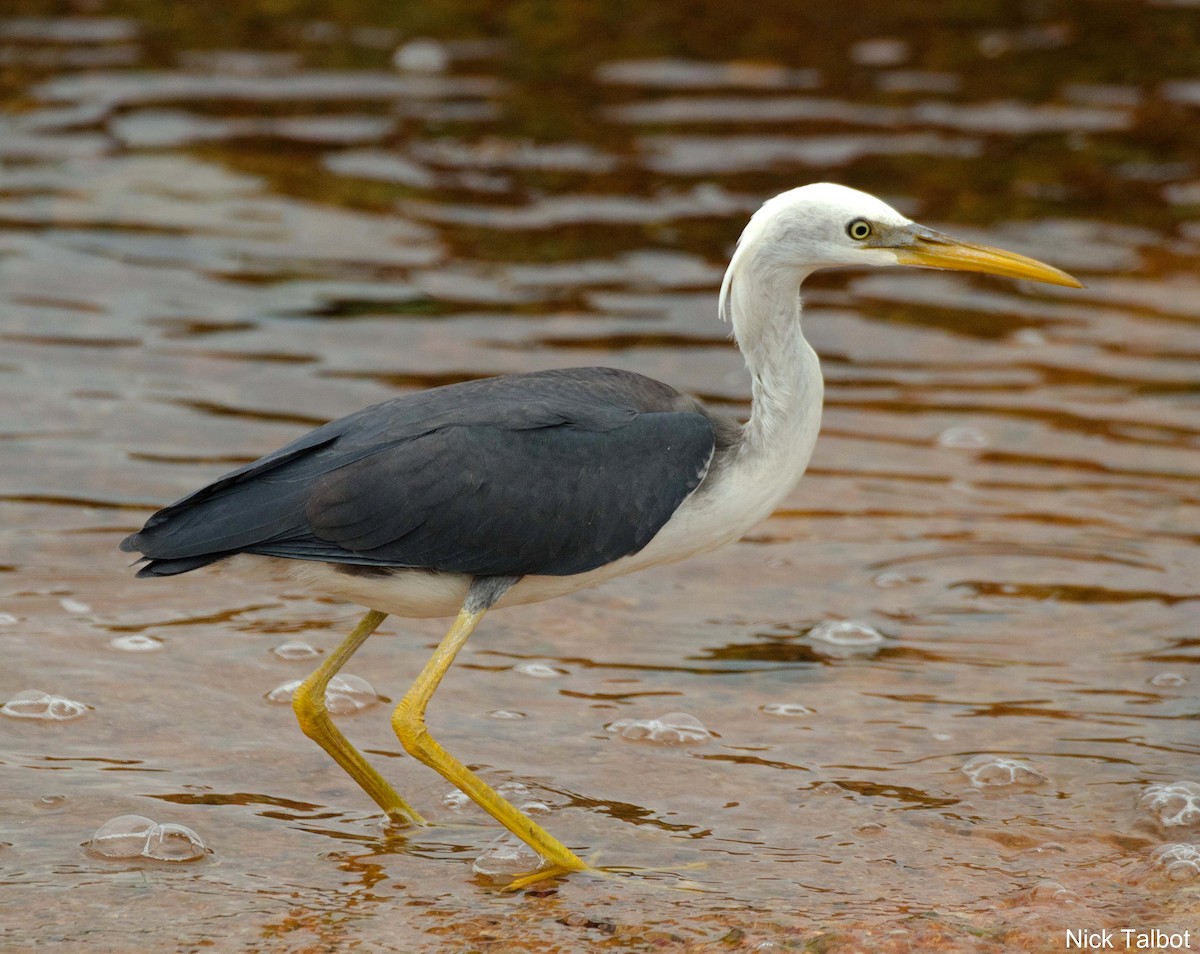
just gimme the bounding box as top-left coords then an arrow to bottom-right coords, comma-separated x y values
121,368 -> 721,578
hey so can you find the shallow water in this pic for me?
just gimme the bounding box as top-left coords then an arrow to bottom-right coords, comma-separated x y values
2,3 -> 1199,951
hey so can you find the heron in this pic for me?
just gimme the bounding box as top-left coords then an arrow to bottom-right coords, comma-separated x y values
120,183 -> 1080,886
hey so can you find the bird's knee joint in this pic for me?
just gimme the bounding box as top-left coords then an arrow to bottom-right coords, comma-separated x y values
391,704 -> 428,755
292,687 -> 328,738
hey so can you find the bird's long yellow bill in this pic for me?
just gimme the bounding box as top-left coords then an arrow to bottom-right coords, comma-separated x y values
892,235 -> 1083,288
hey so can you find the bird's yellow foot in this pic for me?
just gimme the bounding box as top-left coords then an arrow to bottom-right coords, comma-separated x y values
383,807 -> 424,828
503,864 -> 590,891
499,853 -> 707,892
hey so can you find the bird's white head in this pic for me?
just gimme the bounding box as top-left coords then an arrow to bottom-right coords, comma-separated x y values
719,182 -> 1081,325
736,183 -> 913,272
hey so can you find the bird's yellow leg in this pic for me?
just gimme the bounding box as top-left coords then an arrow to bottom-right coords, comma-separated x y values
391,581 -> 589,881
293,609 -> 424,826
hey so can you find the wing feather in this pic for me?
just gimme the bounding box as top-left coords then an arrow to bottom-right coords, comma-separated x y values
123,368 -> 720,578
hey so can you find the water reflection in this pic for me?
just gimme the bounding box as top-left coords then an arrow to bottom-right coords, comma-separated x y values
2,0 -> 1199,949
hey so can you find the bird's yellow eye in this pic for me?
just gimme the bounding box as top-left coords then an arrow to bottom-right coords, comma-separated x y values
847,219 -> 873,241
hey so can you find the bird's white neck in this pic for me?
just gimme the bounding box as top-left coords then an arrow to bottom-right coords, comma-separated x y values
726,252 -> 824,474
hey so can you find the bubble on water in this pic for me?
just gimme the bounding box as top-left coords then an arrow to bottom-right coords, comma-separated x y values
90,815 -> 157,859
443,789 -> 471,811
1138,781 -> 1200,828
962,754 -> 1049,789
520,801 -> 550,816
90,815 -> 207,862
1151,843 -> 1200,882
937,426 -> 989,449
265,675 -> 377,713
1150,671 -> 1187,687
324,675 -> 379,714
0,612 -> 18,625
496,781 -> 534,802
272,640 -> 320,661
59,598 -> 92,615
38,794 -> 67,809
805,620 -> 886,658
760,702 -> 814,718
472,831 -> 543,879
608,711 -> 712,745
513,662 -> 565,679
1027,879 -> 1079,904
392,39 -> 449,73
266,679 -> 303,704
1,689 -> 88,721
488,709 -> 526,719
110,634 -> 164,652
143,822 -> 207,862
872,572 -> 913,589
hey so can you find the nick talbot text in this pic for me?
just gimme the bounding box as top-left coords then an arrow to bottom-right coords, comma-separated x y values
1066,929 -> 1190,950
